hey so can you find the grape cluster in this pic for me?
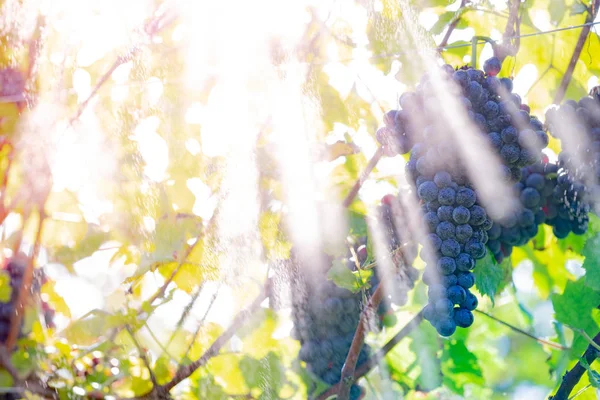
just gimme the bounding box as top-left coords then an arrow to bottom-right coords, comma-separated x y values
370,194 -> 421,325
451,59 -> 548,179
542,165 -> 589,238
545,89 -> 600,210
291,252 -> 369,400
486,161 -> 552,262
416,170 -> 489,336
0,257 -> 54,344
0,67 -> 25,97
375,110 -> 414,156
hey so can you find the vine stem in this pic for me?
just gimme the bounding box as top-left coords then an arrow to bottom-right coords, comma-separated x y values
69,7 -> 178,125
553,0 -> 600,104
437,0 -> 468,52
342,146 -> 384,208
316,309 -> 424,400
550,330 -> 600,400
495,0 -> 521,62
5,210 -> 46,350
336,285 -> 385,400
475,310 -> 568,350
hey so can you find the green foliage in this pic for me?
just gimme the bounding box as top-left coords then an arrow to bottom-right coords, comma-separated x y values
327,259 -> 373,293
473,253 -> 512,305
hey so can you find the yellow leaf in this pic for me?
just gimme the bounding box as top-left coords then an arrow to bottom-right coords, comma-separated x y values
0,271 -> 12,302
42,281 -> 71,318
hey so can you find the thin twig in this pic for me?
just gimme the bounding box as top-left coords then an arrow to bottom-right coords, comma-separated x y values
315,309 -> 424,400
6,211 -> 46,349
437,0 -> 468,52
69,7 -> 178,125
126,326 -> 158,389
336,285 -> 385,400
495,0 -> 521,62
475,310 -> 568,351
164,282 -> 205,351
183,285 -> 221,359
554,0 -> 600,103
550,331 -> 600,400
144,323 -> 177,362
342,146 -> 384,208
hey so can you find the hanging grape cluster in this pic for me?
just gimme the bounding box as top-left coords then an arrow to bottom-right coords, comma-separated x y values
0,257 -> 54,344
374,57 -> 554,336
291,249 -> 372,400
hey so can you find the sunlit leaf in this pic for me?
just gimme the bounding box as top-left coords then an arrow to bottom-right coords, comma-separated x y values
583,233 -> 600,290
327,259 -> 373,293
474,253 -> 512,305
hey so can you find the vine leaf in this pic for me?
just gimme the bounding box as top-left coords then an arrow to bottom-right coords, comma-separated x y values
582,233 -> 600,291
580,356 -> 600,388
408,322 -> 442,391
239,352 -> 284,393
0,271 -> 11,302
442,338 -> 484,394
570,1 -> 589,15
552,278 -> 600,355
549,0 -> 566,25
327,260 -> 372,293
473,253 -> 512,305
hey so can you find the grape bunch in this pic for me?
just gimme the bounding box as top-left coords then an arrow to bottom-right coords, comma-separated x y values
375,109 -> 415,156
452,59 -> 548,180
541,165 -> 589,238
545,88 -> 600,209
417,171 -> 489,336
0,67 -> 25,98
291,251 -> 369,400
0,257 -> 55,344
486,161 -> 553,262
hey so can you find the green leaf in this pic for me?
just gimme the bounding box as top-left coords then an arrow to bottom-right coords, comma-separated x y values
327,260 -> 373,293
553,278 -> 600,356
53,226 -> 111,270
191,374 -> 228,400
549,0 -> 566,24
348,210 -> 368,238
0,271 -> 11,303
583,233 -> 600,290
63,310 -> 125,346
239,352 -> 284,393
442,338 -> 484,394
474,252 -> 512,305
430,11 -> 455,35
133,215 -> 201,278
570,1 -> 589,15
553,279 -> 600,330
580,357 -> 600,388
409,322 -> 442,391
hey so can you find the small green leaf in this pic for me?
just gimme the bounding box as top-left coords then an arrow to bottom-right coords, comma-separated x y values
409,322 -> 442,391
0,271 -> 12,302
442,338 -> 484,394
474,252 -> 512,305
570,1 -> 589,15
549,0 -> 566,24
239,352 -> 284,393
318,141 -> 360,162
583,233 -> 600,290
327,260 -> 373,293
580,357 -> 600,388
348,211 -> 368,238
430,11 -> 455,35
553,279 -> 600,330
